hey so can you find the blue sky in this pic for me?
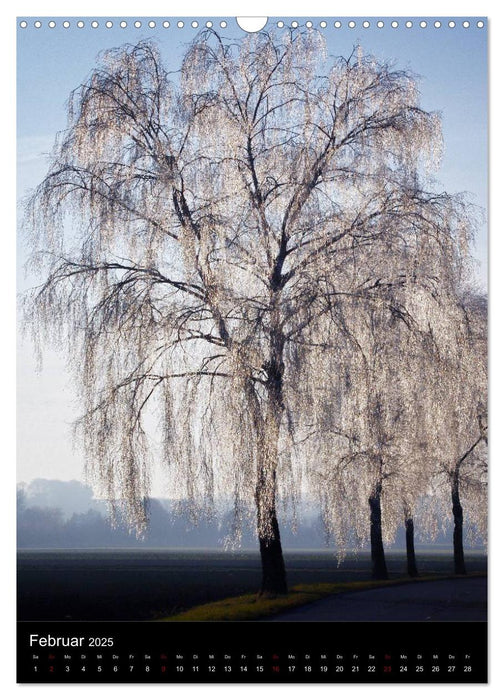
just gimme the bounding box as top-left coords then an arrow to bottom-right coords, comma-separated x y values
17,17 -> 488,489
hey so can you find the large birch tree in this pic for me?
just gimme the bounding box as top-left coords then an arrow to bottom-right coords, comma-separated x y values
25,29 -> 472,594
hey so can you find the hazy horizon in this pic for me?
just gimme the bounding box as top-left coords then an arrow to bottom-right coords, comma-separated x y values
17,476 -> 487,552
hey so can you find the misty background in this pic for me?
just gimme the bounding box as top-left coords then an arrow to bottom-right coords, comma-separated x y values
16,478 -> 484,551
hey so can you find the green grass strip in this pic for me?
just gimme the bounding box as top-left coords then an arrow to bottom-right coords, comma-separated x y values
156,572 -> 486,622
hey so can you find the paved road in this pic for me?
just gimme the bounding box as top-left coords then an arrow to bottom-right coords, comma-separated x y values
269,577 -> 487,622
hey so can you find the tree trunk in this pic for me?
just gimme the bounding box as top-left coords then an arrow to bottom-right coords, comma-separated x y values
404,508 -> 419,578
257,503 -> 288,596
451,468 -> 466,575
253,354 -> 288,597
369,482 -> 388,579
255,445 -> 288,596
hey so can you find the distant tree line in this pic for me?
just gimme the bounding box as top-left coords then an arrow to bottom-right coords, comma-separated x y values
17,481 -> 483,555
16,483 -> 328,549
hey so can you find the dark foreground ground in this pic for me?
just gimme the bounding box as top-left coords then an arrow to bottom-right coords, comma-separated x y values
17,548 -> 487,621
270,577 -> 487,621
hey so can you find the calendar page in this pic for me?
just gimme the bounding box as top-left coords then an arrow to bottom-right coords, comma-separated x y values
17,16 -> 488,684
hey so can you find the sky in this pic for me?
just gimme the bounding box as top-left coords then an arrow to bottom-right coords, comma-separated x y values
16,16 -> 488,493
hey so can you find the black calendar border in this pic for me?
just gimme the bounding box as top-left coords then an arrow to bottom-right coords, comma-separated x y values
17,620 -> 488,683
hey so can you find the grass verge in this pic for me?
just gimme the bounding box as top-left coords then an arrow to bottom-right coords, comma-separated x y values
156,572 -> 486,622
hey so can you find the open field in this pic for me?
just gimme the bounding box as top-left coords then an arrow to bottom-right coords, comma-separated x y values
17,548 -> 487,621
